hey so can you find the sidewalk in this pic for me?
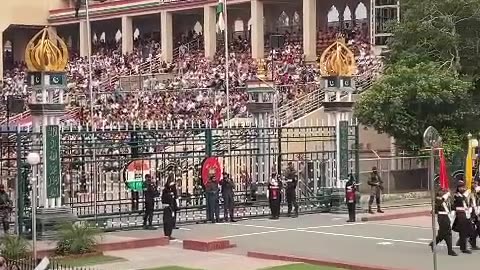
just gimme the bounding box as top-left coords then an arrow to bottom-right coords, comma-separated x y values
96,246 -> 288,270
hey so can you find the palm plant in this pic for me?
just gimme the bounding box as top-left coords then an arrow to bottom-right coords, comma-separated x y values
55,221 -> 100,255
0,235 -> 30,259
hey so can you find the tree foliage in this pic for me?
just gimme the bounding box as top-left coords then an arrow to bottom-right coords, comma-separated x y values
355,0 -> 480,153
355,62 -> 473,151
388,0 -> 480,75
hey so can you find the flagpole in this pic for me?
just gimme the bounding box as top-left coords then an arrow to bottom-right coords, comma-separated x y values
223,0 -> 232,175
85,0 -> 98,222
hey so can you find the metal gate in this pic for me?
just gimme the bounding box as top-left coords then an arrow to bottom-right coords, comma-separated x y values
1,122 -> 358,232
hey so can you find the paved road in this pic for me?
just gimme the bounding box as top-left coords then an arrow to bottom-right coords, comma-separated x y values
162,212 -> 476,270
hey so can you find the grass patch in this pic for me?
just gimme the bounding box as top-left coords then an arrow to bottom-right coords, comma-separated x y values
142,267 -> 202,270
261,264 -> 343,270
57,255 -> 126,267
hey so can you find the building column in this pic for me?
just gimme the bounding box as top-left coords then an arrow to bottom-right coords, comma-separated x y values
121,16 -> 134,55
161,11 -> 173,62
303,0 -> 317,62
251,0 -> 264,59
79,20 -> 89,57
203,6 -> 217,59
0,31 -> 3,81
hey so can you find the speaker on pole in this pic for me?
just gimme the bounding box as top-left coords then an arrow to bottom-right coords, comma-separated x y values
269,34 -> 285,49
7,96 -> 25,114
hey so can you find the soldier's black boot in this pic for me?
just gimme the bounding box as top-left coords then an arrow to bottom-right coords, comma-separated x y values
448,250 -> 458,256
368,205 -> 374,214
377,206 -> 384,213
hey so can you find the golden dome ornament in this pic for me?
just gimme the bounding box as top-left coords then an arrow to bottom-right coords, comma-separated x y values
25,27 -> 69,72
319,38 -> 356,77
256,59 -> 267,79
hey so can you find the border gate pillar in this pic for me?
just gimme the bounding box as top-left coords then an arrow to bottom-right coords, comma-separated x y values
245,63 -> 277,185
25,27 -> 76,239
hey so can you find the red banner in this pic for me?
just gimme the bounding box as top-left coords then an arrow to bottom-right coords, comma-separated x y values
201,157 -> 222,186
439,149 -> 449,190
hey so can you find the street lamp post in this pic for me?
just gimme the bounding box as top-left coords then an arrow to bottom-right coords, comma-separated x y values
26,152 -> 40,261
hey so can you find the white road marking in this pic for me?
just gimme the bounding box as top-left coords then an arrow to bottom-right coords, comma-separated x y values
366,223 -> 431,230
377,242 -> 393,245
219,229 -> 294,239
217,222 -> 429,246
417,238 -> 433,241
177,227 -> 191,231
332,218 -> 342,221
170,239 -> 183,243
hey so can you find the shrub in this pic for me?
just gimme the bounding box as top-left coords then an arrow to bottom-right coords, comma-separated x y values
0,235 -> 30,259
55,222 -> 100,256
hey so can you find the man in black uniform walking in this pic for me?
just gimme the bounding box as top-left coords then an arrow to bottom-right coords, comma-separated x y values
221,172 -> 236,222
284,162 -> 298,218
268,172 -> 281,219
162,179 -> 177,239
468,180 -> 480,250
142,175 -> 158,230
453,181 -> 472,254
429,189 -> 457,256
205,173 -> 220,223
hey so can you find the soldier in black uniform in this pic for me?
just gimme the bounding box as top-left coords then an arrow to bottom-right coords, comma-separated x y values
162,179 -> 177,239
268,172 -> 281,219
429,189 -> 457,256
142,175 -> 158,230
221,172 -> 236,222
205,174 -> 220,223
284,162 -> 298,218
0,184 -> 12,234
468,180 -> 480,249
453,181 -> 472,254
368,167 -> 384,214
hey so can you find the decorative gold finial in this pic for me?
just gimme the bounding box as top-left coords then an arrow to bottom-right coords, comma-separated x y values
319,38 -> 356,77
25,27 -> 69,72
257,59 -> 267,78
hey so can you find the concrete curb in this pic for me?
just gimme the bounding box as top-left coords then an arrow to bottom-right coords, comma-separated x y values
183,239 -> 236,252
38,236 -> 170,257
360,210 -> 430,222
247,251 -> 413,270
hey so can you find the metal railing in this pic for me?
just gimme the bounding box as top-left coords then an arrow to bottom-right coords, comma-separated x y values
5,257 -> 95,270
357,155 -> 429,194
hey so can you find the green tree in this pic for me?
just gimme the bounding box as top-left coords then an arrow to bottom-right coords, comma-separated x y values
388,0 -> 480,75
354,62 -> 474,152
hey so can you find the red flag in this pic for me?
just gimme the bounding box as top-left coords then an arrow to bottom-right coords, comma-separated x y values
439,149 -> 449,190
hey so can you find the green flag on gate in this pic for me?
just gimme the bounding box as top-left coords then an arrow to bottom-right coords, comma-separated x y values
46,73 -> 64,86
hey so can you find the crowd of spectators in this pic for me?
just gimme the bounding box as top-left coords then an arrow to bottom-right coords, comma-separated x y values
0,24 -> 381,128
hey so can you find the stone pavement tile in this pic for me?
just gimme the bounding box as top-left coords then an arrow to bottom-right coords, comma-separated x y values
96,246 -> 288,270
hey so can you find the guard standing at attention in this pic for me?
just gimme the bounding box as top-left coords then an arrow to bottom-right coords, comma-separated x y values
221,172 -> 236,222
268,172 -> 281,219
205,172 -> 220,223
284,162 -> 298,218
0,184 -> 12,234
368,167 -> 384,214
162,179 -> 178,239
345,174 -> 358,223
453,180 -> 472,254
142,175 -> 158,230
429,189 -> 457,256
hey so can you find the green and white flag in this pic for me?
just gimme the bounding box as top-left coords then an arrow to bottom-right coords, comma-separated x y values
216,0 -> 225,32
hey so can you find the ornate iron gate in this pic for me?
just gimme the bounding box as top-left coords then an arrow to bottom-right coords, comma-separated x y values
1,122 -> 358,232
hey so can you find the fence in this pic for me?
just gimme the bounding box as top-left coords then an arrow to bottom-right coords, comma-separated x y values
357,155 -> 430,194
0,122 -> 359,232
4,257 -> 94,270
